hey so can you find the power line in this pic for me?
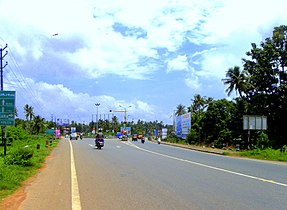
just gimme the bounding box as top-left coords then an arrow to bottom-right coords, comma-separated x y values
7,58 -> 42,108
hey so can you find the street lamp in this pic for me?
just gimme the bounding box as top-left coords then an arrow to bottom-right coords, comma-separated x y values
110,105 -> 132,140
95,103 -> 100,131
119,105 -> 132,132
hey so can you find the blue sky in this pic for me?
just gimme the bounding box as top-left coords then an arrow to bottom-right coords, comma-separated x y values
0,0 -> 286,125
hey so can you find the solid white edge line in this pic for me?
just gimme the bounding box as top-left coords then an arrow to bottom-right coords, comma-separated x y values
124,141 -> 287,188
69,140 -> 82,210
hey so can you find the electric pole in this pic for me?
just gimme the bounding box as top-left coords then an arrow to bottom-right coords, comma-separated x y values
0,44 -> 8,90
95,103 -> 100,132
1,44 -> 8,159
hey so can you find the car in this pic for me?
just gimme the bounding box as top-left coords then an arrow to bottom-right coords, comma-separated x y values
132,134 -> 138,141
70,133 -> 78,140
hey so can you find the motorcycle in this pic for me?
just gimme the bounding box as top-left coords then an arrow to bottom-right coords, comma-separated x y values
157,137 -> 161,144
141,137 -> 145,144
95,137 -> 104,149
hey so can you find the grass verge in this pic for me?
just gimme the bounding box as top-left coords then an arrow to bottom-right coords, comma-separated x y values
0,135 -> 59,202
239,147 -> 287,162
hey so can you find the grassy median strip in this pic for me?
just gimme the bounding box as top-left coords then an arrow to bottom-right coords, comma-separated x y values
0,135 -> 59,202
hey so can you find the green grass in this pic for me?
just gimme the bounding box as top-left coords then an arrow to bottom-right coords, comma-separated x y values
0,136 -> 59,201
239,148 -> 287,162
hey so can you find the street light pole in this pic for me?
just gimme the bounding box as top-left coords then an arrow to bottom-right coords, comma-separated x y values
119,105 -> 132,133
110,105 -> 132,137
95,103 -> 100,132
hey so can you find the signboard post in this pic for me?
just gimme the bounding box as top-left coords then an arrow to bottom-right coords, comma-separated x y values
0,91 -> 16,159
243,115 -> 267,149
0,91 -> 16,126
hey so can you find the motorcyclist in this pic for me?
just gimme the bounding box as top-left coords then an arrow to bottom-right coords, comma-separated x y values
95,128 -> 104,145
157,136 -> 161,144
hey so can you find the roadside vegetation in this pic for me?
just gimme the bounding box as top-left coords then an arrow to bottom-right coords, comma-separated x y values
0,105 -> 58,202
169,25 -> 287,162
0,127 -> 58,201
239,147 -> 287,162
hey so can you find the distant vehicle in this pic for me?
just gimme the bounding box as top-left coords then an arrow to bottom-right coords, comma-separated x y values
95,133 -> 104,149
70,133 -> 78,140
132,134 -> 138,141
122,135 -> 128,141
116,132 -> 122,138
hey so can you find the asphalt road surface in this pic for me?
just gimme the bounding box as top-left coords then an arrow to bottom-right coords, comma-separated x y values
19,138 -> 287,210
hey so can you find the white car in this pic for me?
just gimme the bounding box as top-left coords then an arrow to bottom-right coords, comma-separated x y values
70,133 -> 78,140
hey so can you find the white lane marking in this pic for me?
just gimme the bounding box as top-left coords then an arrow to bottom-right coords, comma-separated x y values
123,141 -> 287,188
69,140 -> 82,210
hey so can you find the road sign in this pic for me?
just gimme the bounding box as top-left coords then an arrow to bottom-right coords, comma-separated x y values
243,115 -> 267,130
0,91 -> 16,126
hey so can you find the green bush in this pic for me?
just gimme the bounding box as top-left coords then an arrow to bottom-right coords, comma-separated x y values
240,147 -> 287,162
2,126 -> 29,142
186,128 -> 199,144
256,132 -> 269,149
5,147 -> 34,166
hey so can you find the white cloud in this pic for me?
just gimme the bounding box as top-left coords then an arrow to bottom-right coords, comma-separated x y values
189,0 -> 287,86
0,0 -> 221,81
136,100 -> 154,114
184,70 -> 201,90
166,55 -> 189,73
10,75 -> 161,123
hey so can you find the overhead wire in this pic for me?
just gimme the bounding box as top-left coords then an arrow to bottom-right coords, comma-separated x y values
0,40 -> 48,119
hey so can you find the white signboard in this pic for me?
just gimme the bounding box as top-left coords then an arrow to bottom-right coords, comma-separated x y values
181,113 -> 191,135
162,128 -> 168,139
243,115 -> 267,130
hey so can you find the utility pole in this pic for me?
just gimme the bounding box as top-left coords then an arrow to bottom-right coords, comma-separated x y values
1,44 -> 8,159
95,103 -> 100,132
0,44 -> 8,90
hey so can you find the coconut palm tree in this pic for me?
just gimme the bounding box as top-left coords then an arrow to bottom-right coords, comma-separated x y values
33,115 -> 46,134
24,104 -> 34,121
175,104 -> 186,116
188,94 -> 213,113
222,66 -> 249,98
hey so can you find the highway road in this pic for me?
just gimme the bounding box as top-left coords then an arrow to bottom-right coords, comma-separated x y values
19,138 -> 287,210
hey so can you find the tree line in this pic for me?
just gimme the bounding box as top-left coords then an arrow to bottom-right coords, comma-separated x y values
14,104 -> 170,137
175,25 -> 287,149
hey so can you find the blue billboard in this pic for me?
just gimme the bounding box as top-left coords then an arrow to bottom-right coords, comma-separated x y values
176,113 -> 191,139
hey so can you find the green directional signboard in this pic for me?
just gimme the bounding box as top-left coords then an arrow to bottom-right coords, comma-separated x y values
0,91 -> 16,126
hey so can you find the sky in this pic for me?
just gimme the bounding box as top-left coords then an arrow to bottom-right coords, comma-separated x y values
0,0 -> 286,125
